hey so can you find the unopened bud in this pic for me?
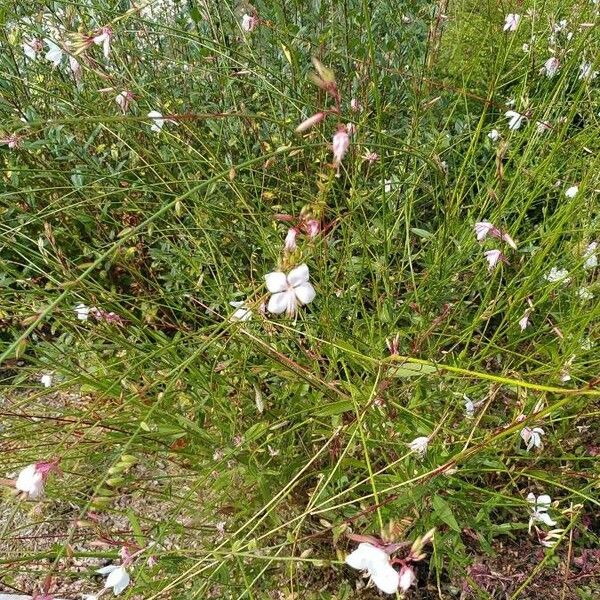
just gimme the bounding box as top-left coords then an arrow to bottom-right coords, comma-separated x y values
295,112 -> 325,133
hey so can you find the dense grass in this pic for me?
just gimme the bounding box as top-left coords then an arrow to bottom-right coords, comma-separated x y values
1,1 -> 599,598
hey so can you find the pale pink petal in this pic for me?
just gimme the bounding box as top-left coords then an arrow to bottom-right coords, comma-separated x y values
287,264 -> 310,287
264,271 -> 287,293
267,291 -> 294,314
294,282 -> 316,305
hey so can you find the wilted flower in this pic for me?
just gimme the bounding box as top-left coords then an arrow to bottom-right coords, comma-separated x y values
332,127 -> 350,166
0,134 -> 23,149
40,374 -> 53,388
583,242 -> 597,269
295,112 -> 324,133
284,227 -> 298,252
541,56 -> 560,78
408,436 -> 429,457
89,307 -> 126,326
97,564 -> 130,596
75,303 -> 90,321
503,14 -> 521,31
520,426 -> 545,450
565,185 -> 578,198
241,13 -> 259,32
505,110 -> 525,130
544,267 -> 570,283
527,493 -> 557,530
265,264 -> 316,316
304,219 -> 320,238
484,249 -> 505,270
488,129 -> 500,141
92,26 -> 113,59
44,39 -> 64,66
345,542 -> 400,595
115,91 -> 134,113
229,301 -> 252,322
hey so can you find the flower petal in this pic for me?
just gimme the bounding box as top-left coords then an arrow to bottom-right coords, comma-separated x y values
265,271 -> 287,293
267,291 -> 294,315
538,512 -> 557,527
287,264 -> 310,287
294,282 -> 316,306
536,494 -> 551,508
370,562 -> 400,595
345,543 -> 372,571
97,565 -> 119,575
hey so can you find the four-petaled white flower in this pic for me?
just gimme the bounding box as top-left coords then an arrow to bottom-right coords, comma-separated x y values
503,14 -> 521,32
505,110 -> 525,130
15,464 -> 45,498
527,493 -> 557,530
41,374 -> 53,388
488,129 -> 500,141
565,185 -> 578,198
229,301 -> 252,322
97,565 -> 130,596
93,27 -> 113,59
345,542 -> 400,595
484,249 -> 504,270
520,426 -> 544,450
544,267 -> 570,283
541,57 -> 560,78
408,436 -> 429,457
44,39 -> 64,67
75,303 -> 90,321
265,264 -> 316,316
583,242 -> 597,270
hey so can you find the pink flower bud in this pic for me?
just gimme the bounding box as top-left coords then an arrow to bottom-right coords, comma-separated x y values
295,112 -> 325,133
284,228 -> 298,252
350,98 -> 361,112
332,127 -> 350,166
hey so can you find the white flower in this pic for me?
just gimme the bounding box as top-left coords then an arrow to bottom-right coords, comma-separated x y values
463,395 -> 475,418
69,56 -> 82,83
503,14 -> 521,32
484,249 -> 504,270
23,38 -> 41,60
15,464 -> 45,499
265,264 -> 316,316
229,301 -> 252,322
474,220 -> 494,241
487,129 -> 500,141
93,27 -> 112,59
541,57 -> 560,78
115,91 -> 133,113
527,493 -> 557,530
97,565 -> 130,596
565,185 -> 578,198
579,62 -> 597,80
518,311 -> 531,331
40,374 -> 53,388
147,111 -> 177,132
583,242 -> 597,269
520,426 -> 544,450
345,542 -> 400,595
241,14 -> 258,32
408,436 -> 429,457
44,39 -> 64,66
398,565 -> 416,592
544,267 -> 570,283
505,110 -> 525,130
75,303 -> 90,321
577,287 -> 594,301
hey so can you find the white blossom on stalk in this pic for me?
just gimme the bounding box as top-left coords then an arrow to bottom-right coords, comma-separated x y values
503,14 -> 521,31
527,493 -> 556,530
505,110 -> 525,130
518,311 -> 531,331
565,185 -> 578,198
92,26 -> 113,59
583,242 -> 597,269
463,395 -> 475,418
97,565 -> 130,595
578,62 -> 597,80
345,542 -> 400,595
44,39 -> 64,66
577,287 -> 594,301
295,112 -> 324,133
75,303 -> 90,321
69,55 -> 82,83
484,249 -> 504,270
541,56 -> 560,78
520,426 -> 544,450
147,111 -> 177,132
229,301 -> 252,322
15,461 -> 57,499
23,38 -> 42,60
544,267 -> 570,283
264,264 -> 316,316
241,14 -> 259,32
284,227 -> 298,252
115,91 -> 134,113
488,129 -> 500,141
332,127 -> 350,166
40,374 -> 53,388
408,436 -> 429,457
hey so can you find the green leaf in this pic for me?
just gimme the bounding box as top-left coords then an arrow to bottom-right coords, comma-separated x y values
390,363 -> 437,377
432,495 -> 460,532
